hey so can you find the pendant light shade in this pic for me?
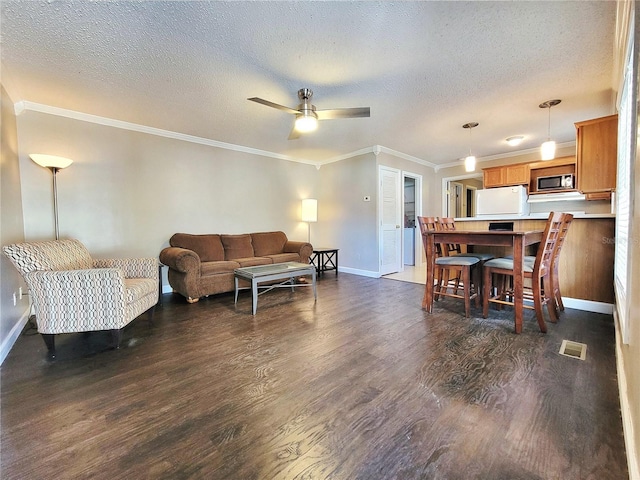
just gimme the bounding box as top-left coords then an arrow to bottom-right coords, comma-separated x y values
462,122 -> 478,172
464,155 -> 476,172
539,99 -> 561,160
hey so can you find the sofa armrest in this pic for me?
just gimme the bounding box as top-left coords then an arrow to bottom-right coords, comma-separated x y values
159,247 -> 201,274
93,257 -> 158,279
284,241 -> 313,263
25,269 -> 127,333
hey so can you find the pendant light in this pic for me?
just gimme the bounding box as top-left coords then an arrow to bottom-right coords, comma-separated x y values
462,122 -> 478,172
539,99 -> 561,160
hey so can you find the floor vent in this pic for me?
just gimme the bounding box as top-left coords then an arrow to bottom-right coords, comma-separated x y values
559,340 -> 587,360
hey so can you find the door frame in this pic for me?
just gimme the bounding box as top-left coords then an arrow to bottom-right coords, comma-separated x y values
402,170 -> 423,269
441,173 -> 483,218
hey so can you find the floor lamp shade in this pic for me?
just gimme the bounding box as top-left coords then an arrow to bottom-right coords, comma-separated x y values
29,154 -> 74,240
301,199 -> 318,223
29,154 -> 73,170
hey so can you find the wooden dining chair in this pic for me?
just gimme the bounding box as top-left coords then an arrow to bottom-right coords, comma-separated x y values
482,212 -> 563,333
418,216 -> 480,318
549,213 -> 574,313
437,217 -> 495,296
503,212 -> 573,318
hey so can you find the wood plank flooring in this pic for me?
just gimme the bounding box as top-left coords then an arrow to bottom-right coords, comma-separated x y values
1,273 -> 628,479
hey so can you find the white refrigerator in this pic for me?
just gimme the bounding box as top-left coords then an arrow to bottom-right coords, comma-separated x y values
475,185 -> 530,217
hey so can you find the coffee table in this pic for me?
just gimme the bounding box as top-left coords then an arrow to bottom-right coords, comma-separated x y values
234,262 -> 317,315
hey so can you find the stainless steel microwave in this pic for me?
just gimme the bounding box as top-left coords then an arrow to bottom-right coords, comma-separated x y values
537,174 -> 574,191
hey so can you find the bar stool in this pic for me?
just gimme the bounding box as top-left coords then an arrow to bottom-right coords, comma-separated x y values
418,216 -> 481,318
482,212 -> 563,333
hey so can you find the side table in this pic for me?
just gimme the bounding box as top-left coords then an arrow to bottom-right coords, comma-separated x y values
310,248 -> 339,276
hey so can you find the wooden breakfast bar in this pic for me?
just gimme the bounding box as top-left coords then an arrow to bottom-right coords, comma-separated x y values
423,229 -> 543,333
456,215 -> 615,306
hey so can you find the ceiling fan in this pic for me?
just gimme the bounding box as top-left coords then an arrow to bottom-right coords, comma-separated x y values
248,88 -> 370,139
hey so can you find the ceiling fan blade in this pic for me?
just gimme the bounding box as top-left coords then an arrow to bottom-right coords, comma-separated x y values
288,125 -> 301,140
247,97 -> 299,115
316,107 -> 370,120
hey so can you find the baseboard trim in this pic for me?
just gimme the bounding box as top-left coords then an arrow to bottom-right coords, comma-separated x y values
336,266 -> 381,278
562,297 -> 614,314
614,310 -> 640,480
0,308 -> 30,366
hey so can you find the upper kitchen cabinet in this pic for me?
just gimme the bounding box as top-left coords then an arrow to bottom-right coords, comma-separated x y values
483,163 -> 529,188
575,114 -> 618,199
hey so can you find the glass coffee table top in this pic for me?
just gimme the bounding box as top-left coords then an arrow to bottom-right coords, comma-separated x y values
234,262 -> 313,278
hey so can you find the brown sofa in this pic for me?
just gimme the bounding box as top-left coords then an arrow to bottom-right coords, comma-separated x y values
159,231 -> 313,303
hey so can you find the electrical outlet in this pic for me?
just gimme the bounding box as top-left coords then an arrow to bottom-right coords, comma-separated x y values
19,287 -> 23,299
13,292 -> 17,306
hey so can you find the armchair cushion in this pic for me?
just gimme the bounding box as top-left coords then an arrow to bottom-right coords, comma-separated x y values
3,239 -> 93,273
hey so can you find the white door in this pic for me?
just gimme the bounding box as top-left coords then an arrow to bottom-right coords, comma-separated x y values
379,166 -> 402,275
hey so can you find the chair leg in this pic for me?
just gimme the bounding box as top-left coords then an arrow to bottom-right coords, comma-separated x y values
147,305 -> 156,327
472,266 -> 481,308
41,334 -> 56,359
553,265 -> 565,311
483,266 -> 491,318
531,277 -> 547,333
543,275 -> 558,323
462,267 -> 471,318
110,329 -> 123,349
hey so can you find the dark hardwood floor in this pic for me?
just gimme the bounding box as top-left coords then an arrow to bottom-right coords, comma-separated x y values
1,273 -> 628,479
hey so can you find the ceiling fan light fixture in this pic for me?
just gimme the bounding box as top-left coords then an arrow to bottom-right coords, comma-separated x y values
294,111 -> 318,132
506,135 -> 524,147
539,99 -> 561,160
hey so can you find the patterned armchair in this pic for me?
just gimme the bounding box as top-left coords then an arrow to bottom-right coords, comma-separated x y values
3,239 -> 158,358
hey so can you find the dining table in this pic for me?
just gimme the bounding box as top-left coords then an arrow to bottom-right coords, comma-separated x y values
422,229 -> 544,333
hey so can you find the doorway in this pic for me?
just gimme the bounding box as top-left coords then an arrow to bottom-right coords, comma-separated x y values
441,173 -> 483,218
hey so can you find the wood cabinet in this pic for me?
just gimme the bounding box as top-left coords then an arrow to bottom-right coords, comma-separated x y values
576,114 -> 618,197
483,163 -> 529,188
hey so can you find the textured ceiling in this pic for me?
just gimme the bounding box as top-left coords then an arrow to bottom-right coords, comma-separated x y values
0,1 -> 617,166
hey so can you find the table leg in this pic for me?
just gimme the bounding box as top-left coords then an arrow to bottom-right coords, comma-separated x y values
423,233 -> 435,312
234,277 -> 239,304
312,269 -> 317,299
252,279 -> 258,315
513,236 -> 524,334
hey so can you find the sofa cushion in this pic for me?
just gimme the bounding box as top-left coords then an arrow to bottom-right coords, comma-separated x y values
170,234 -> 224,262
201,260 -> 241,276
221,234 -> 254,260
265,253 -> 301,264
235,257 -> 273,267
251,231 -> 287,256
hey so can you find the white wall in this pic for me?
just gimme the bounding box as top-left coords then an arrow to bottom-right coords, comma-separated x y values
14,109 -> 320,268
0,85 -> 30,364
316,153 -> 379,272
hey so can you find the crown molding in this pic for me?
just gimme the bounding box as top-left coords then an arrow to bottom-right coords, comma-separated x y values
318,144 -> 436,169
435,141 -> 576,172
14,101 -> 319,165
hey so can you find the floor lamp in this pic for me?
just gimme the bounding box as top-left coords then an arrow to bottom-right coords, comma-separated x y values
29,154 -> 74,240
301,198 -> 317,244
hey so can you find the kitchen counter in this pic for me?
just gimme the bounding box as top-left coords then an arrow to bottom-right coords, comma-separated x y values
455,213 -> 615,221
451,216 -> 615,307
